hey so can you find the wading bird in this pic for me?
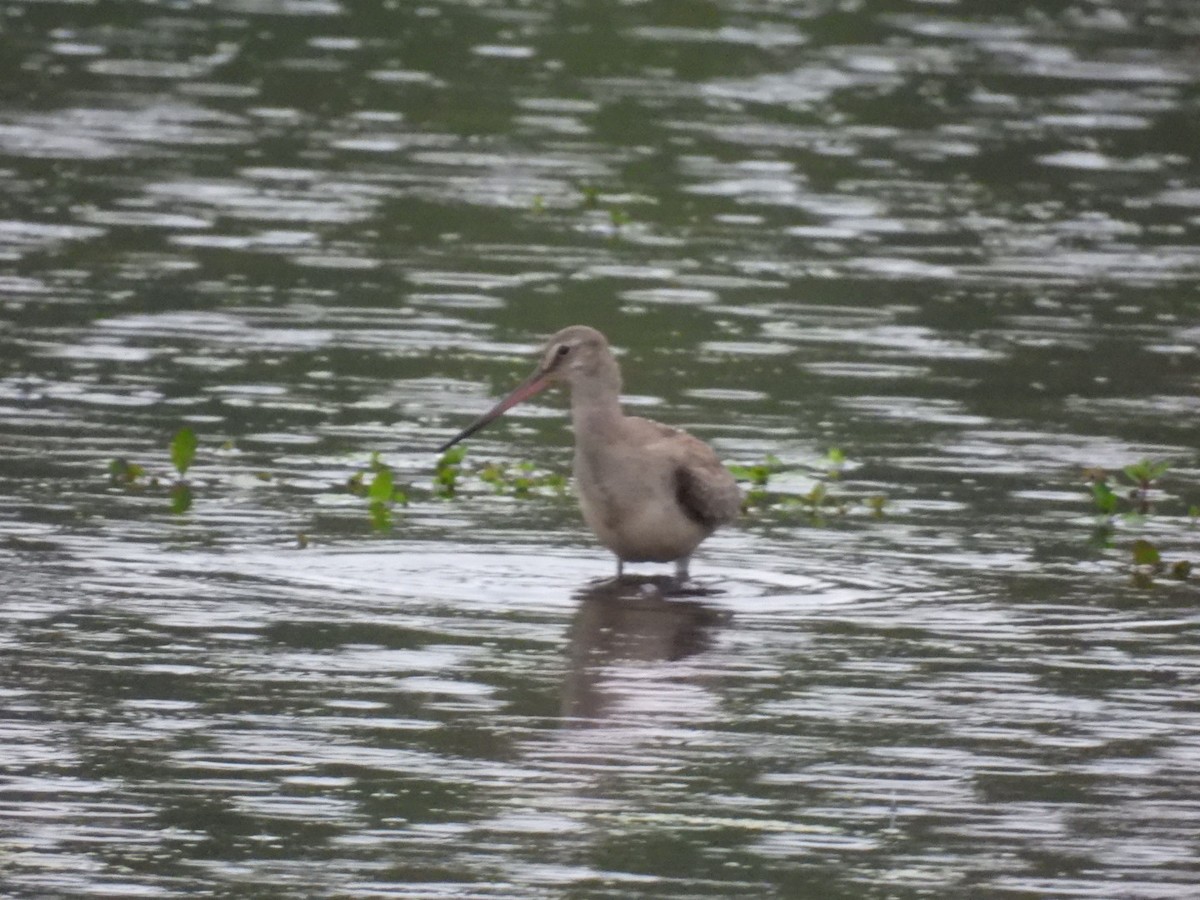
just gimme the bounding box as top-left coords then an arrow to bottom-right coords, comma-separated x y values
437,326 -> 740,578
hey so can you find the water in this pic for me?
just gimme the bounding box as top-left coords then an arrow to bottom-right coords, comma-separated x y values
2,0 -> 1200,896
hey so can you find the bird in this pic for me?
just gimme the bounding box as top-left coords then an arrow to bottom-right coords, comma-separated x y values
436,325 -> 740,579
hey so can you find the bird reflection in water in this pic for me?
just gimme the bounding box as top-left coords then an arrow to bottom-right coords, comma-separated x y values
562,575 -> 730,722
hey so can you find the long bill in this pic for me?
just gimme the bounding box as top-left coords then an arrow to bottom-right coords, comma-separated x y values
436,367 -> 552,453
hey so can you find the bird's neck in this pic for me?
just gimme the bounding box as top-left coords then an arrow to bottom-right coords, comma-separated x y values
568,364 -> 624,438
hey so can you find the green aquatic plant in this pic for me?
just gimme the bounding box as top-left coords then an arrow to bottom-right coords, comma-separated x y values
345,447 -> 568,531
169,482 -> 193,514
1088,459 -> 1171,520
730,451 -> 884,521
434,445 -> 467,498
169,427 -> 197,513
478,459 -> 568,497
580,184 -> 601,209
609,207 -> 631,229
825,447 -> 846,478
1132,539 -> 1160,568
108,458 -> 146,486
171,427 -> 197,477
109,427 -> 198,513
348,452 -> 408,531
433,446 -> 567,499
728,454 -> 783,510
1130,539 -> 1192,588
1124,458 -> 1170,518
1091,479 -> 1119,517
1084,460 -> 1195,588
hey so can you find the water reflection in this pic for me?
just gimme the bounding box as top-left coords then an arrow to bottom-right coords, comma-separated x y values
562,576 -> 730,721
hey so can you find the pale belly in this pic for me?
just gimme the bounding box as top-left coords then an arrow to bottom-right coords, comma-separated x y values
573,447 -> 711,562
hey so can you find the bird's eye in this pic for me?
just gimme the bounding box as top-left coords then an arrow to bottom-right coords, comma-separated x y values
555,344 -> 571,358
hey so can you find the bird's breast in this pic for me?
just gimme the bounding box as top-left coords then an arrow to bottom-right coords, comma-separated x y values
573,442 -> 710,562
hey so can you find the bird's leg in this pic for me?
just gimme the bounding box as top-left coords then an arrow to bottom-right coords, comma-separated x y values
615,557 -> 624,579
674,555 -> 690,582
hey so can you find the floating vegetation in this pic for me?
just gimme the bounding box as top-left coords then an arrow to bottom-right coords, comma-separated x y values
112,432 -> 892,536
730,449 -> 886,522
1087,459 -> 1174,521
348,452 -> 409,531
109,426 -> 198,514
1130,539 -> 1192,588
108,457 -> 146,486
433,445 -> 466,498
571,183 -> 634,236
478,459 -> 568,497
346,446 -> 568,531
169,426 -> 197,513
580,184 -> 601,209
1084,459 -> 1195,588
608,207 -> 631,229
727,453 -> 782,510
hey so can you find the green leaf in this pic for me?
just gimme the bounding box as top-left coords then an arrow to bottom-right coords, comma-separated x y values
826,448 -> 845,465
1123,458 -> 1169,486
434,446 -> 465,497
744,486 -> 770,509
109,458 -> 145,484
1132,539 -> 1160,567
1091,481 -> 1118,516
368,499 -> 392,531
169,482 -> 193,514
170,427 -> 198,476
368,466 -> 394,503
1170,560 -> 1191,581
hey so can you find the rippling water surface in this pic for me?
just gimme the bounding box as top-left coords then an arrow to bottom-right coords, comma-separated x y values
2,0 -> 1199,896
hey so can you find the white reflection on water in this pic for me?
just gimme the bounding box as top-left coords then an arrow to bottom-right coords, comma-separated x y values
3,510 -> 1200,897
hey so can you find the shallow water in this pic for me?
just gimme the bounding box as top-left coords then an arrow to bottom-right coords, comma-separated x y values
2,0 -> 1199,896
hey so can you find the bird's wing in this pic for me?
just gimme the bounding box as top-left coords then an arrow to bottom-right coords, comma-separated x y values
674,455 -> 742,529
626,417 -> 741,528
659,434 -> 741,529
